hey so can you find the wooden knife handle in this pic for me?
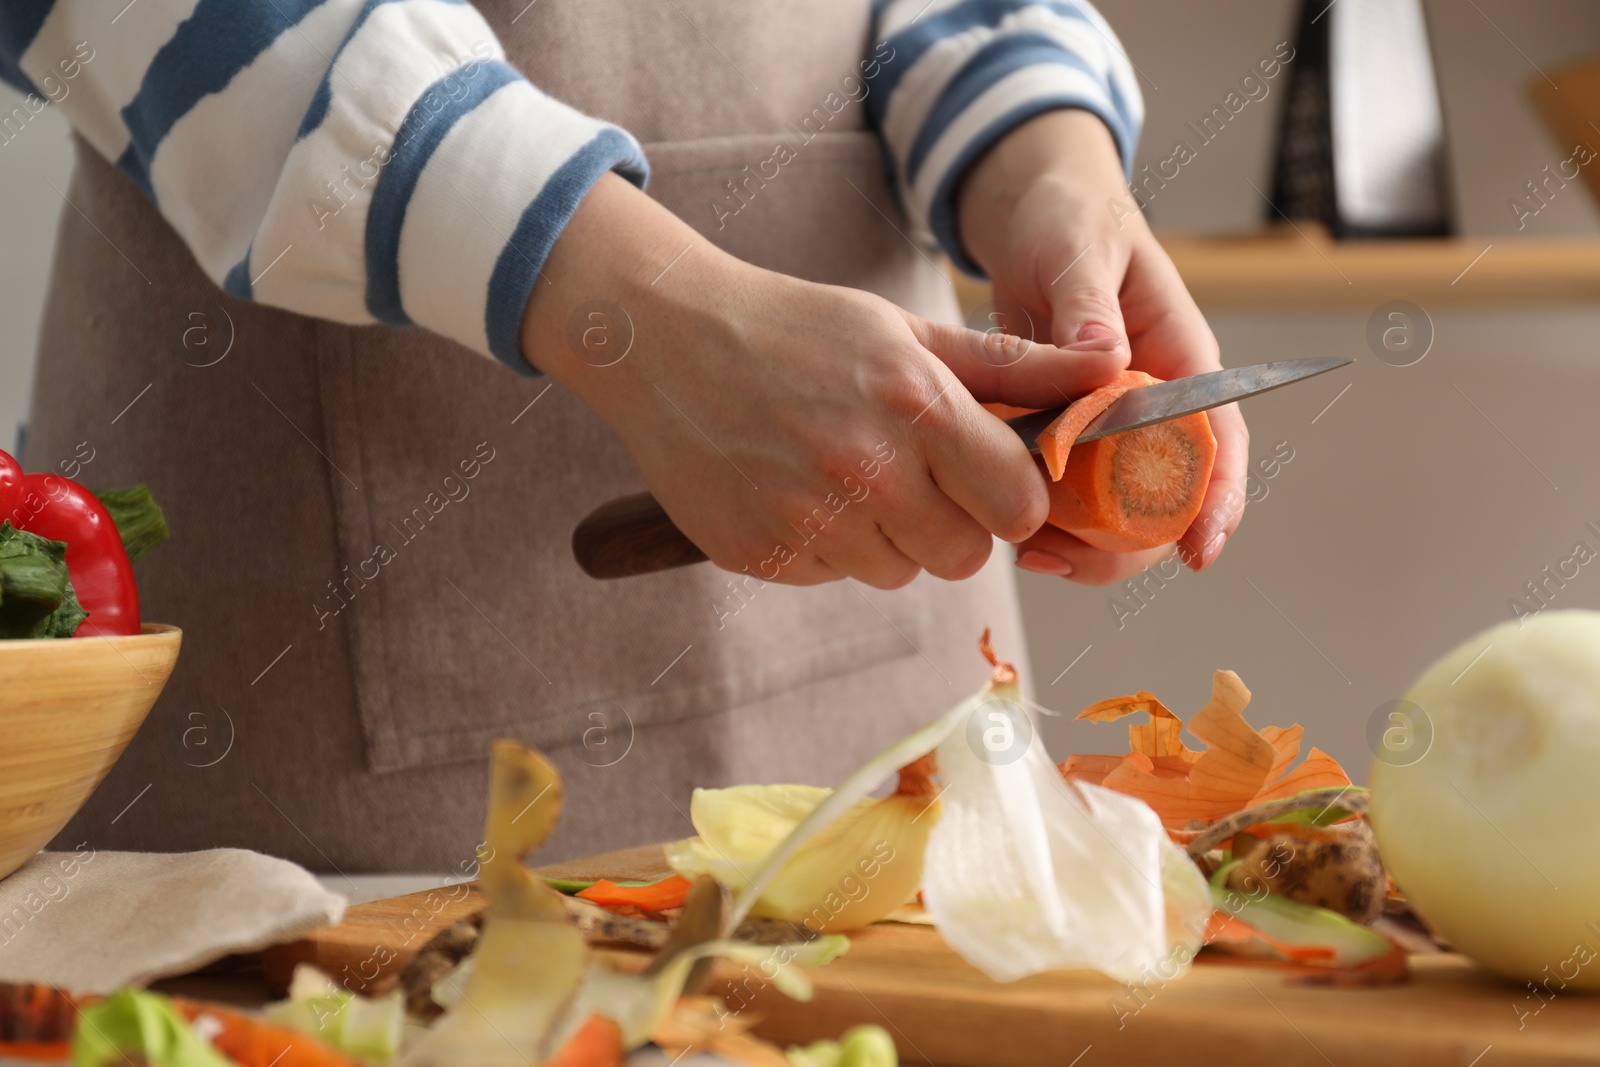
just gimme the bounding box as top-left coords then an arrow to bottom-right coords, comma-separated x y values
572,492 -> 709,578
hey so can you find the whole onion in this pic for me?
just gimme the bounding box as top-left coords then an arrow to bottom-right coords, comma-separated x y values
1370,609 -> 1600,989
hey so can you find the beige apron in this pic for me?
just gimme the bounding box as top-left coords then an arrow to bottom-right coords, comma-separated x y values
29,0 -> 1029,871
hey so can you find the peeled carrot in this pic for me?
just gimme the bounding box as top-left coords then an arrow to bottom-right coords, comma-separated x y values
575,874 -> 693,912
1038,373 -> 1215,552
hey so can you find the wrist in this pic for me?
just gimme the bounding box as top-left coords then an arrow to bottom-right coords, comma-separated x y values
955,108 -> 1131,274
518,173 -> 751,415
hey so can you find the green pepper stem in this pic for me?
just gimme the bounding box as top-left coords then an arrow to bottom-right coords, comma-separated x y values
93,484 -> 170,565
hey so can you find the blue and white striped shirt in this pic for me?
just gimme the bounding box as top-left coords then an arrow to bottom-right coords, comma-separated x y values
0,0 -> 1140,374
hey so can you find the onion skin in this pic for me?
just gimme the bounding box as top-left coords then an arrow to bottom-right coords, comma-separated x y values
1370,610 -> 1600,989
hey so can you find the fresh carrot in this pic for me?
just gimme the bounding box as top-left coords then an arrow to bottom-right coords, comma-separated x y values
575,874 -> 693,912
173,999 -> 359,1067
545,1014 -> 625,1067
1037,371 -> 1216,552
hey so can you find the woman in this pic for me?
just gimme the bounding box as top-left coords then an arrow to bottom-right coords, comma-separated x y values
4,0 -> 1245,870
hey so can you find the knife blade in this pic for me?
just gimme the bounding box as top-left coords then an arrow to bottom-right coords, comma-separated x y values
1004,356 -> 1354,454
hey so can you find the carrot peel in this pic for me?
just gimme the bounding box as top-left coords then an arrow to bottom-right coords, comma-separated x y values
544,1014 -> 624,1067
1036,370 -> 1157,480
576,874 -> 694,912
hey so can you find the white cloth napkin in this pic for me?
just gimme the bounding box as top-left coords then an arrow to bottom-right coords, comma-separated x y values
0,848 -> 346,992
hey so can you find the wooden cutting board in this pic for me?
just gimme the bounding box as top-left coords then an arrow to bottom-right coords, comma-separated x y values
264,847 -> 1600,1066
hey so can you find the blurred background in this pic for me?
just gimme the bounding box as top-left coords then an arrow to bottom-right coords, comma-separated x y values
5,0 -> 1600,781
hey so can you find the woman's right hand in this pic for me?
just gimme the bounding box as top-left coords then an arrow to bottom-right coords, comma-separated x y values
521,173 -> 1130,588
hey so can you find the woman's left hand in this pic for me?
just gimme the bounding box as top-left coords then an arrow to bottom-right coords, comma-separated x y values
955,108 -> 1249,587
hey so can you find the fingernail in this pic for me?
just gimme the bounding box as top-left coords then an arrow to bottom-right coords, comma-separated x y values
1201,531 -> 1227,568
1063,335 -> 1124,353
1077,323 -> 1119,343
1018,550 -> 1074,577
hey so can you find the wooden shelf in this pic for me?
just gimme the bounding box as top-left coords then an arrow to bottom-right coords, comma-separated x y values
1159,228 -> 1600,308
949,230 -> 1600,312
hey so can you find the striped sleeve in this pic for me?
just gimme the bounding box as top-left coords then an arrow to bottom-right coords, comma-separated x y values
0,0 -> 649,374
865,0 -> 1143,277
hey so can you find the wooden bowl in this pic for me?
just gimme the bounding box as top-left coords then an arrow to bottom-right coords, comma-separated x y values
0,623 -> 181,881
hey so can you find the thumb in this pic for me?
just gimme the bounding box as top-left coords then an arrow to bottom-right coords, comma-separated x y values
1047,248 -> 1130,350
905,312 -> 1130,409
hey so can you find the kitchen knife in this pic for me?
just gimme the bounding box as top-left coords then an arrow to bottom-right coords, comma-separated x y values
572,356 -> 1353,579
1005,356 -> 1353,451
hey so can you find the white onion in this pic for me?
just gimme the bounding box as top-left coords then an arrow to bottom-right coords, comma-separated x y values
1370,609 -> 1600,989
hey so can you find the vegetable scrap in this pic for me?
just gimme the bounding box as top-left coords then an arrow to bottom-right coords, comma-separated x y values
396,915 -> 482,1020
0,740 -> 846,1067
786,1024 -> 898,1067
651,998 -> 898,1067
1224,818 -> 1385,923
650,996 -> 792,1067
665,760 -> 938,933
574,874 -> 694,913
263,967 -> 405,1062
0,448 -> 168,639
406,740 -> 845,1066
677,630 -> 1209,985
0,985 -> 367,1067
1060,671 -> 1352,835
1059,669 -> 1410,982
0,638 -> 1469,1067
0,982 -> 80,1061
1036,371 -> 1217,552
73,990 -> 236,1067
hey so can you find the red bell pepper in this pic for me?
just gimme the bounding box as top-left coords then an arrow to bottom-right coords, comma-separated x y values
0,449 -> 141,637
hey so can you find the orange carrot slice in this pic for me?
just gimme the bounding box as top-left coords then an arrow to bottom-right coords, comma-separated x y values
1036,370 -> 1157,481
575,874 -> 694,912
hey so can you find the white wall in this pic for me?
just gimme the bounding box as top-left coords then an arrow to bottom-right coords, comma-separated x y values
3,2 -> 1600,785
